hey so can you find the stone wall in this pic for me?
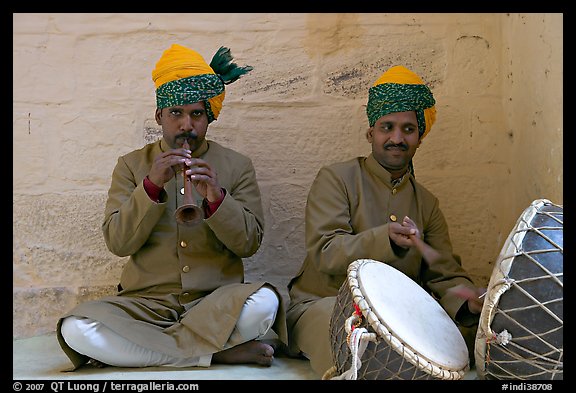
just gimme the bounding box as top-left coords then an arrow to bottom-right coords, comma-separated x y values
13,13 -> 563,338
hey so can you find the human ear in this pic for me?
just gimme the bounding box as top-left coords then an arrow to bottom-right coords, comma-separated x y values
155,108 -> 162,125
366,127 -> 373,142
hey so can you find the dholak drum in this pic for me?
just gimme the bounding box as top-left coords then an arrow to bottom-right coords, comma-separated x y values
475,199 -> 563,380
327,258 -> 469,380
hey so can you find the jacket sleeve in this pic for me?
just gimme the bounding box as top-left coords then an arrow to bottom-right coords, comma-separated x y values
419,198 -> 478,321
102,156 -> 167,257
305,167 -> 398,276
204,158 -> 264,257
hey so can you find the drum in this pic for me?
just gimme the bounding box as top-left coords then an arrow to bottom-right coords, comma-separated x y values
327,258 -> 470,380
475,199 -> 563,380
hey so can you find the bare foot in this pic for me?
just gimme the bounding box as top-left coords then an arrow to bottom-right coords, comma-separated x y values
212,340 -> 275,367
259,338 -> 289,357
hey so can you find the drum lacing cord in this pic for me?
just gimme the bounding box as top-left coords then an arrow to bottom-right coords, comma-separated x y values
483,275 -> 563,375
485,328 -> 563,378
324,303 -> 378,380
485,329 -> 512,365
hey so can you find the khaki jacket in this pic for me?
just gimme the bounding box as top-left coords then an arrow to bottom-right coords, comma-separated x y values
58,138 -> 287,369
104,138 -> 264,295
287,154 -> 476,329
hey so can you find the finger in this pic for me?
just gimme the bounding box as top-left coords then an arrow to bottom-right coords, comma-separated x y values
189,174 -> 211,183
162,156 -> 188,168
403,216 -> 415,226
396,226 -> 417,236
186,170 -> 214,183
186,158 -> 210,168
161,149 -> 191,160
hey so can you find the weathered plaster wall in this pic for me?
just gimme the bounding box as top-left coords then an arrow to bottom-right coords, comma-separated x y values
13,13 -> 562,338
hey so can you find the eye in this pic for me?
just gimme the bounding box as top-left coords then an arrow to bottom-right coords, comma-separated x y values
169,109 -> 182,116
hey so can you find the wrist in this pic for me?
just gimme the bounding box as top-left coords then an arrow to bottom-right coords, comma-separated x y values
206,188 -> 224,204
144,176 -> 163,202
146,175 -> 163,188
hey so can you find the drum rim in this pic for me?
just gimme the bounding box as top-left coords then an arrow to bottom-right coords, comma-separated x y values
475,199 -> 564,378
347,258 -> 469,380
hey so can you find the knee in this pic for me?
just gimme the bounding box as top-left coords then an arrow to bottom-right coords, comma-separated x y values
237,287 -> 280,339
60,316 -> 95,349
60,316 -> 82,348
252,287 -> 279,315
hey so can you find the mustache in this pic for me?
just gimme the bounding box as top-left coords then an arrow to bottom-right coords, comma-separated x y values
384,142 -> 408,150
176,132 -> 198,141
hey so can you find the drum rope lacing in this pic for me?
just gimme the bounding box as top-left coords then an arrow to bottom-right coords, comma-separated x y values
328,303 -> 378,380
326,258 -> 468,380
478,200 -> 563,379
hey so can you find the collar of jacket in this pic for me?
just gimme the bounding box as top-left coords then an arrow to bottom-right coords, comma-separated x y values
365,153 -> 411,190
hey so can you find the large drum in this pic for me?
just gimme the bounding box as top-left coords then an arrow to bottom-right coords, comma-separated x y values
475,199 -> 563,380
327,258 -> 469,380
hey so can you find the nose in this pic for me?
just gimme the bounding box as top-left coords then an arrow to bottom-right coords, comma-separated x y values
180,114 -> 194,131
388,127 -> 404,144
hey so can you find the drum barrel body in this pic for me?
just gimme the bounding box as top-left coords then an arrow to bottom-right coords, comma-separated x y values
329,259 -> 469,380
475,199 -> 563,380
331,281 -> 435,379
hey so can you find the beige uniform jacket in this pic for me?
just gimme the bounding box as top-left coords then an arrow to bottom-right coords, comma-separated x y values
287,154 -> 477,333
57,138 -> 287,369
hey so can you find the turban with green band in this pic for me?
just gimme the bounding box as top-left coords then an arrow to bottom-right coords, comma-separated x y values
152,44 -> 253,123
366,65 -> 436,140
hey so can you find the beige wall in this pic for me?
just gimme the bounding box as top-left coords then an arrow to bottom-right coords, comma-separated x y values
13,13 -> 562,338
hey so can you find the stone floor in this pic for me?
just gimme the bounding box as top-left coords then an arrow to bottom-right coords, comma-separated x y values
12,333 -> 319,381
13,333 -> 478,381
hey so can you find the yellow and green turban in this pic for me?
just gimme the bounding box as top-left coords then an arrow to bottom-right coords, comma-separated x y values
366,65 -> 436,140
152,44 -> 253,123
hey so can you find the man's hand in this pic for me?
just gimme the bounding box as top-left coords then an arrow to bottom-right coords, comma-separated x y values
388,221 -> 417,249
148,147 -> 192,188
184,158 -> 222,202
401,216 -> 442,264
447,284 -> 486,314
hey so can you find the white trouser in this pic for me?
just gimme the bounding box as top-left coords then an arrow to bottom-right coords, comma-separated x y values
60,287 -> 279,368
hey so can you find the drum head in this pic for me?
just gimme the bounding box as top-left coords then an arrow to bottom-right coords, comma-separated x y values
358,260 -> 469,370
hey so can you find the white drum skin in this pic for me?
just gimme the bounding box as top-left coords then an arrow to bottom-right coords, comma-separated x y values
329,258 -> 469,380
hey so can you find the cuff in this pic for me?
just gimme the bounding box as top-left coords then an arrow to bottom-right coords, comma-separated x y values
143,176 -> 163,203
203,188 -> 226,218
